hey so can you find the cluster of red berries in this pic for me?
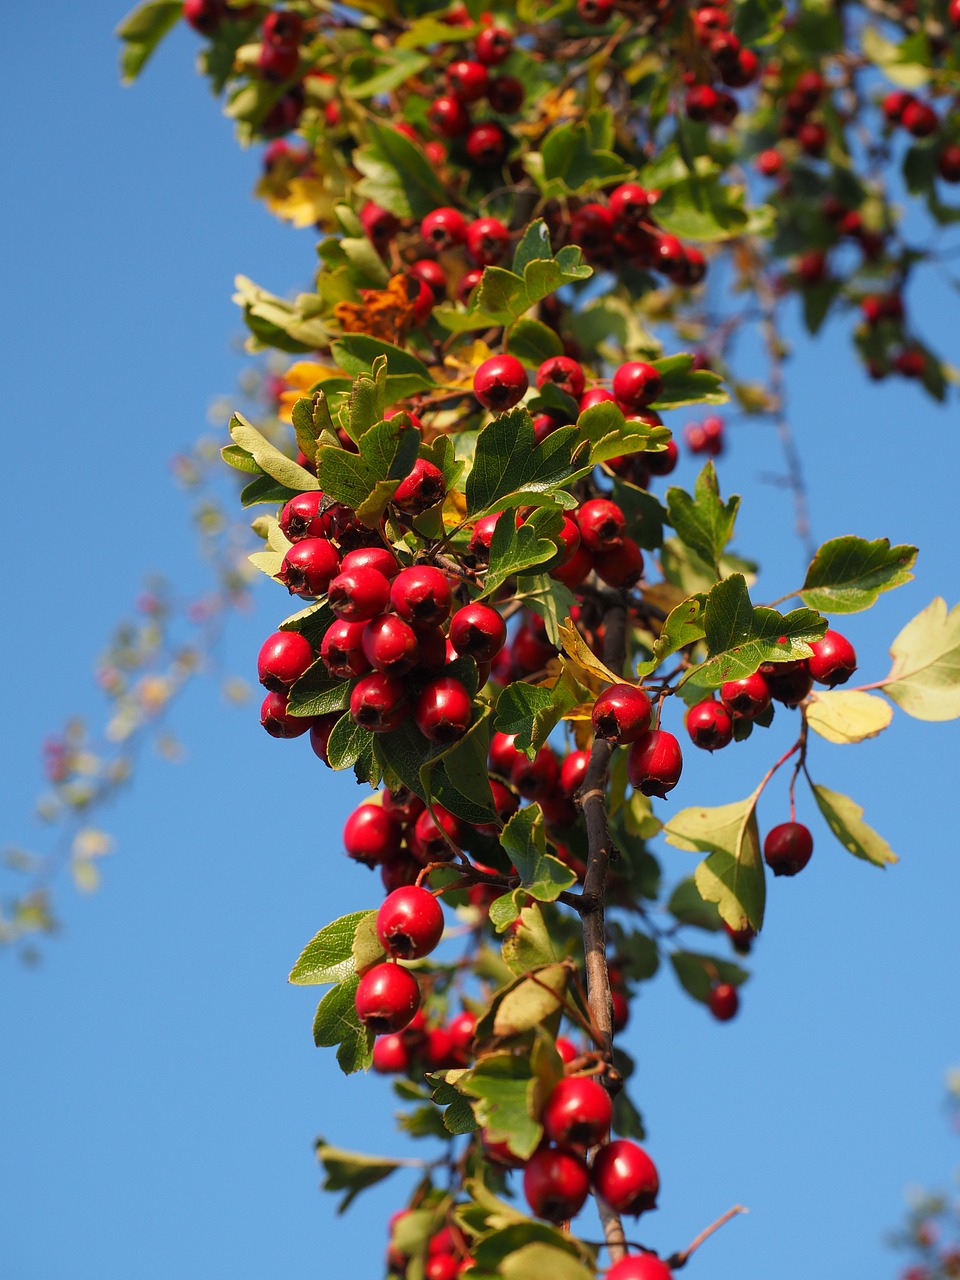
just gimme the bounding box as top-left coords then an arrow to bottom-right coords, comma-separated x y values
684,414 -> 725,456
882,89 -> 960,186
682,4 -> 761,127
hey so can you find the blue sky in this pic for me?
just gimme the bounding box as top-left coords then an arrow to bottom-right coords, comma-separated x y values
3,5 -> 959,1279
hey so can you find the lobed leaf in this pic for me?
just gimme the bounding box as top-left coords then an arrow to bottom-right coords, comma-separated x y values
800,536 -> 918,614
289,910 -> 375,986
806,690 -> 894,744
881,597 -> 960,721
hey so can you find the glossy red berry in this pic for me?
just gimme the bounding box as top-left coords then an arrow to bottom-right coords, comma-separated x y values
763,661 -> 814,706
390,565 -> 453,627
321,618 -> 370,678
466,122 -> 509,167
421,207 -> 468,250
259,690 -> 312,739
465,215 -> 510,266
646,438 -> 679,477
685,699 -> 734,751
278,538 -> 340,598
279,491 -> 335,541
449,603 -> 507,661
627,730 -> 683,798
536,355 -> 585,399
541,1076 -> 613,1147
328,566 -> 391,621
523,1147 -> 590,1222
708,981 -> 740,1021
448,1010 -> 476,1064
474,355 -> 529,411
487,74 -> 524,113
489,730 -> 525,776
262,10 -> 304,46
591,1140 -> 659,1215
511,745 -> 560,800
577,498 -> 626,552
355,962 -> 421,1034
410,805 -> 462,863
344,803 -> 402,866
902,100 -> 938,137
257,630 -> 314,692
362,614 -> 420,676
605,1255 -> 674,1280
349,672 -> 408,732
415,677 -> 473,743
309,714 -> 339,765
685,83 -> 719,122
594,537 -> 645,588
360,201 -> 401,250
613,361 -> 663,410
763,821 -> 814,876
807,629 -> 857,687
720,672 -> 772,720
446,58 -> 489,103
428,94 -> 471,138
372,1033 -> 411,1074
592,684 -> 653,744
393,459 -> 446,515
475,25 -> 512,65
376,886 -> 444,959
559,749 -> 590,798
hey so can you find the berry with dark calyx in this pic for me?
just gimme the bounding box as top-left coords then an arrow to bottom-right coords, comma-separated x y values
605,1254 -> 674,1280
349,672 -> 408,732
609,182 -> 653,223
277,538 -> 340,598
762,660 -> 814,706
541,1076 -> 613,1147
183,0 -> 228,36
415,677 -> 473,743
613,361 -> 663,409
807,629 -> 857,687
627,730 -> 683,798
260,690 -> 312,738
360,201 -> 400,251
362,614 -> 420,676
594,537 -> 645,589
428,94 -> 471,138
592,684 -> 653,744
646,437 -> 679,477
411,805 -> 462,864
685,83 -> 719,122
685,699 -> 734,751
344,803 -> 402,866
376,885 -> 444,959
446,58 -> 489,103
328,566 -> 391,621
465,215 -> 511,266
355,962 -> 421,1034
449,603 -> 507,661
321,618 -> 371,678
475,25 -> 512,64
536,355 -> 585,399
372,1033 -> 411,1074
380,852 -> 420,893
466,511 -> 502,560
720,671 -> 772,719
257,630 -> 314,692
578,0 -> 614,23
393,458 -> 446,515
764,821 -> 814,876
474,354 -> 529,411
411,258 -> 447,303
262,9 -> 304,46
577,498 -> 626,553
488,74 -> 524,113
708,981 -> 740,1021
421,206 -> 468,250
569,203 -> 616,260
591,1139 -> 659,1215
511,745 -> 560,800
523,1147 -> 591,1222
279,491 -> 335,541
466,122 -> 509,167
653,233 -> 685,277
390,565 -> 453,628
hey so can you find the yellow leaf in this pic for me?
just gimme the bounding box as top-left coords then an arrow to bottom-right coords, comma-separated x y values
261,175 -> 339,229
557,617 -> 624,688
806,691 -> 894,744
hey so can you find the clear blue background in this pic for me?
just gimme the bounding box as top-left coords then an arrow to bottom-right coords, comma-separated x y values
2,5 -> 958,1278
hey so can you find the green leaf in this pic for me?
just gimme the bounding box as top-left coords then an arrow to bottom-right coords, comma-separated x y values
465,412 -> 583,518
806,691 -> 893,744
800,536 -> 918,614
645,596 -> 706,674
441,1093 -> 480,1136
734,0 -> 786,44
694,573 -> 827,687
354,120 -> 449,218
240,474 -> 298,508
472,1225 -> 588,1272
665,797 -> 766,932
610,477 -> 669,552
286,666 -> 351,718
499,1244 -> 595,1280
578,402 -> 672,467
479,511 -> 563,599
312,974 -> 375,1074
289,911 -> 375,985
668,877 -> 724,931
501,903 -> 560,976
669,950 -> 749,1004
802,278 -> 843,336
513,574 -> 578,648
651,354 -> 728,408
315,415 -> 422,527
666,461 -> 739,577
291,392 -> 335,467
500,805 -> 576,902
343,49 -> 431,99
456,1052 -> 544,1159
330,334 -> 435,396
652,175 -> 752,242
420,709 -> 497,826
230,413 -> 320,492
538,116 -> 636,198
327,714 -> 376,772
315,1139 -> 404,1214
116,0 -> 182,84
810,784 -> 898,866
882,598 -> 960,721
506,317 -> 564,365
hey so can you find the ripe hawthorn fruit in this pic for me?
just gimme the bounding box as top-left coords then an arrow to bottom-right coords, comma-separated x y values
354,962 -> 421,1034
473,354 -> 529,411
449,602 -> 507,661
685,699 -> 734,751
708,981 -> 740,1021
523,1146 -> 591,1222
627,730 -> 683,798
376,886 -> 445,959
541,1076 -> 613,1147
807,629 -> 857,686
605,1255 -> 674,1280
591,1139 -> 659,1215
257,630 -> 314,692
343,803 -> 402,866
259,690 -> 312,739
415,677 -> 473,743
592,684 -> 653,744
763,821 -> 814,876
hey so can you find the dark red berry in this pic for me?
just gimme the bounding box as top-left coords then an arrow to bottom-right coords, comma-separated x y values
474,354 -> 529,411
262,10 -> 304,46
260,690 -> 312,738
349,672 -> 408,732
720,672 -> 772,720
902,100 -> 938,137
362,614 -> 420,676
446,58 -> 489,103
511,745 -> 560,800
708,981 -> 740,1021
466,122 -> 509,167
536,355 -> 585,399
466,216 -> 510,266
591,1140 -> 659,1215
592,684 -> 653,744
475,25 -> 512,65
321,618 -> 371,679
763,662 -> 814,706
523,1147 -> 590,1222
646,438 -> 679,477
487,74 -> 524,113
390,565 -> 453,627
763,821 -> 813,876
410,805 -> 462,863
594,538 -> 645,588
360,201 -> 401,250
421,207 -> 468,250
279,491 -> 335,542
415,677 -> 473,743
328,566 -> 392,621
376,886 -> 444,959
343,803 -> 402,866
277,538 -> 340,598
257,630 -> 314,692
685,699 -> 734,751
258,40 -> 299,81
449,603 -> 507,661
541,1076 -> 612,1147
807,629 -> 857,687
355,962 -> 421,1034
309,713 -> 340,765
577,498 -> 626,552
392,459 -> 446,515
627,730 -> 683,798
613,362 -> 663,411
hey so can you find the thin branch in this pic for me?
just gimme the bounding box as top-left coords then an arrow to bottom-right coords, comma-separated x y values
667,1204 -> 748,1268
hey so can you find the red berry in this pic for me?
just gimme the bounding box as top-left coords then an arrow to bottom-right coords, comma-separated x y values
756,148 -> 784,177
536,355 -> 585,399
475,25 -> 512,65
609,183 -> 652,223
411,805 -> 462,863
569,203 -> 616,260
360,201 -> 401,250
577,498 -> 626,552
763,821 -> 813,876
938,144 -> 960,183
591,1140 -> 659,1215
258,40 -> 299,81
449,603 -> 507,661
343,803 -> 402,866
685,83 -> 719,122
340,546 -> 400,580
321,618 -> 371,678
720,672 -> 772,720
465,122 -> 509,167
372,1033 -> 410,1073
762,661 -> 814,706
278,538 -> 341,598
708,981 -> 740,1021
259,690 -> 312,738
309,714 -> 339,765
559,749 -> 590,798
807,629 -> 857,687
592,684 -> 653,744
556,1036 -> 578,1063
382,786 -> 425,825
393,459 -> 447,515
541,1076 -> 613,1147
183,0 -> 227,35
613,361 -> 663,410
262,10 -> 304,46
376,886 -> 444,959
487,74 -> 524,113
474,354 -> 529,411
415,677 -> 473,743
355,962 -> 421,1034
446,58 -> 489,103
390,565 -> 453,627
627,730 -> 683,798
579,387 -> 617,411
685,699 -> 734,751
594,538 -> 645,588
257,630 -> 314,692
646,437 -> 679,477
362,614 -> 421,676
465,216 -> 510,266
605,1255 -> 674,1280
428,94 -> 471,138
523,1147 -> 590,1222
882,89 -> 915,124
448,1010 -> 476,1063
902,100 -> 938,137
511,745 -> 560,800
421,207 -> 468,250
578,0 -> 614,23
489,730 -> 525,776
328,566 -> 392,621
279,491 -> 335,541
349,672 -> 408,732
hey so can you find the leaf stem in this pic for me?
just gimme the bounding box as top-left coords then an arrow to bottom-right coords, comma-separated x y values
667,1204 -> 748,1269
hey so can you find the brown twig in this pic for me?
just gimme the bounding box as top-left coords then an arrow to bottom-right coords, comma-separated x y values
667,1204 -> 748,1268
